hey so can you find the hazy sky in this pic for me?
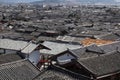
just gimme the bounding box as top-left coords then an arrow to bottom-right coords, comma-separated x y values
0,0 -> 42,3
115,0 -> 120,2
0,0 -> 120,3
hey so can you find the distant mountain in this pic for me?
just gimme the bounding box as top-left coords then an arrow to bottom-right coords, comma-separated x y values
31,0 -> 65,4
31,0 -> 116,4
0,0 -> 117,4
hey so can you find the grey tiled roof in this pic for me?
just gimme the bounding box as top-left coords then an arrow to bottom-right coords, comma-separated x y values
71,45 -> 102,59
0,39 -> 28,50
78,52 -> 120,78
33,65 -> 90,80
99,41 -> 120,53
71,42 -> 120,60
0,53 -> 22,64
0,59 -> 40,80
36,36 -> 56,42
86,44 -> 103,53
99,33 -> 120,41
56,35 -> 84,42
21,43 -> 39,54
40,41 -> 82,55
30,32 -> 41,37
0,39 -> 39,54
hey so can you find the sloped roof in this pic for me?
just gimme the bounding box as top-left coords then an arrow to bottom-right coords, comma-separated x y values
0,39 -> 39,54
99,41 -> 120,53
86,44 -> 103,53
0,59 -> 40,80
71,41 -> 120,60
70,44 -> 104,59
0,39 -> 28,50
33,65 -> 90,80
81,30 -> 109,36
71,47 -> 86,56
99,33 -> 120,41
0,53 -> 22,64
36,36 -> 56,42
30,32 -> 41,37
40,41 -> 82,55
78,52 -> 120,78
21,43 -> 39,54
